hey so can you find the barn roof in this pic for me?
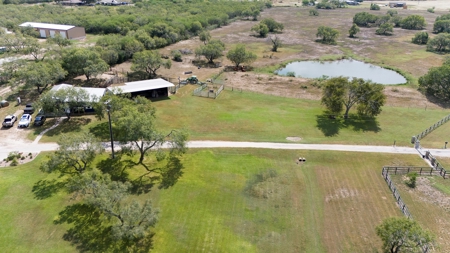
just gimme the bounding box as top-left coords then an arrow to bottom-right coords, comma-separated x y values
108,78 -> 174,94
19,22 -> 75,31
51,84 -> 106,102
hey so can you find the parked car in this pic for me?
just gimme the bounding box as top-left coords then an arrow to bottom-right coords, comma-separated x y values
33,115 -> 46,126
24,103 -> 35,114
18,114 -> 32,128
2,115 -> 17,128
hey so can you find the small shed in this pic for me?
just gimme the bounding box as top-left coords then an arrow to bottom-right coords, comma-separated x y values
108,78 -> 175,98
19,22 -> 86,40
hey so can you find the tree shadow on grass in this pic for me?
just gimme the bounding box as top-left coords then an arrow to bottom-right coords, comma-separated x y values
55,203 -> 154,253
316,114 -> 381,137
89,121 -> 111,141
45,117 -> 91,137
32,179 -> 66,200
96,154 -> 131,182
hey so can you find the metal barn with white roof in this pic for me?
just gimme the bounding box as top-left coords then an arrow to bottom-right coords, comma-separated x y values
19,22 -> 86,39
107,78 -> 175,98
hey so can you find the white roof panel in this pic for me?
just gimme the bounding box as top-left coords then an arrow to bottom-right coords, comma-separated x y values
108,78 -> 174,94
50,84 -> 105,102
19,22 -> 75,31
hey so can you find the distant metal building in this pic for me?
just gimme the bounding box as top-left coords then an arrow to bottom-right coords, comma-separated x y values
389,2 -> 406,8
19,22 -> 86,39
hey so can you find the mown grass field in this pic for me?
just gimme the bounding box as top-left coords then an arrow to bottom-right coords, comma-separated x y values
29,87 -> 450,147
418,118 -> 450,149
0,149 -> 433,253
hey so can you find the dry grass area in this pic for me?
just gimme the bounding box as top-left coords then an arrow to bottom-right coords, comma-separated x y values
125,5 -> 450,109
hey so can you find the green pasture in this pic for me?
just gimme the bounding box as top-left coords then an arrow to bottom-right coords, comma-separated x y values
0,149 -> 431,253
29,87 -> 450,147
417,118 -> 450,149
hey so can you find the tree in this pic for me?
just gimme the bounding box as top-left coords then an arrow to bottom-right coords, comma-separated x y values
391,16 -> 403,27
251,23 -> 269,38
353,12 -> 379,27
370,3 -> 380,10
226,44 -> 257,68
433,20 -> 450,34
376,217 -> 434,253
349,23 -> 360,38
131,50 -> 172,79
321,77 -> 386,118
199,30 -> 211,45
36,86 -> 94,115
309,9 -> 319,16
62,48 -> 109,81
426,33 -> 450,52
97,95 -> 188,187
419,64 -> 450,100
386,10 -> 398,17
316,26 -> 339,44
101,49 -> 119,70
270,36 -> 282,52
401,15 -> 426,30
47,34 -> 72,48
411,32 -> 428,45
195,39 -> 225,64
261,18 -> 284,33
302,0 -> 309,6
40,132 -> 104,176
23,36 -> 48,61
376,23 -> 394,36
17,61 -> 66,94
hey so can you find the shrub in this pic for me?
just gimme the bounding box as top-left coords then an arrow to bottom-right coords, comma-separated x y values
286,71 -> 296,77
10,158 -> 18,166
426,33 -> 450,52
406,172 -> 418,188
370,3 -> 380,11
386,10 -> 397,17
412,32 -> 429,45
349,23 -> 360,38
316,26 -> 340,44
353,12 -> 379,27
171,50 -> 182,62
6,151 -> 19,162
401,15 -> 426,30
427,7 -> 435,13
376,23 -> 394,36
302,0 -> 310,6
309,9 -> 319,16
391,16 -> 403,27
433,20 -> 450,34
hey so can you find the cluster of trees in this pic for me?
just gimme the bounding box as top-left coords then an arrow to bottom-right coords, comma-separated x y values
321,77 -> 386,119
0,1 -> 267,44
419,57 -> 450,100
38,93 -> 188,248
353,12 -> 426,34
251,18 -> 283,38
316,0 -> 347,9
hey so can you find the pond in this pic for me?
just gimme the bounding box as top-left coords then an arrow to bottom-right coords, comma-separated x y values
276,59 -> 407,85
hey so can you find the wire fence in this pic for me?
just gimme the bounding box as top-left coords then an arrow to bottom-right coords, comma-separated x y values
192,83 -> 224,99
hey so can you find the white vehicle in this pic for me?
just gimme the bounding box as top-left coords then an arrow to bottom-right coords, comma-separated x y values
18,114 -> 32,128
2,115 -> 17,128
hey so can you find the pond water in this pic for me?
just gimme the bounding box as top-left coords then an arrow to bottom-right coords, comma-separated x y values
276,59 -> 407,85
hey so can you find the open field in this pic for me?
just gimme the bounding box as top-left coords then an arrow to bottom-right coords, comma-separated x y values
418,119 -> 450,149
0,149 -> 436,253
27,86 -> 450,147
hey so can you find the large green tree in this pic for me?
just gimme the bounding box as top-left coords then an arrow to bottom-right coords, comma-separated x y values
411,31 -> 429,45
376,217 -> 434,253
40,132 -> 104,176
131,50 -> 172,79
17,61 -> 66,94
36,85 -> 94,115
97,95 -> 188,188
321,77 -> 386,118
62,48 -> 109,81
195,39 -> 225,63
419,62 -> 450,100
316,26 -> 339,44
261,18 -> 284,33
426,33 -> 450,52
226,44 -> 257,68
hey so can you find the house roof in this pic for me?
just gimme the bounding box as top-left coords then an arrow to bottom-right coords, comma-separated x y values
51,84 -> 106,102
108,78 -> 174,94
19,22 -> 75,31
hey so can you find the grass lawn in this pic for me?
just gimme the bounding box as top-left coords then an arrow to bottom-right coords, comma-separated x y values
417,117 -> 450,149
28,87 -> 450,147
0,154 -> 74,253
0,149 -> 431,253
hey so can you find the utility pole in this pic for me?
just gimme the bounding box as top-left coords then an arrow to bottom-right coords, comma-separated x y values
106,103 -> 115,159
